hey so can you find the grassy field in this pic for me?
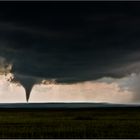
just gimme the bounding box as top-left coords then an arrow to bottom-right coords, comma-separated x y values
0,107 -> 139,138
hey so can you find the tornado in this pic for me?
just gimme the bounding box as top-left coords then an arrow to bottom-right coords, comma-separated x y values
25,88 -> 31,102
13,74 -> 36,102
21,80 -> 35,102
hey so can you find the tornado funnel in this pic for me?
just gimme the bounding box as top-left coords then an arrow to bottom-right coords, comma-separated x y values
24,86 -> 32,102
21,79 -> 35,102
13,74 -> 36,102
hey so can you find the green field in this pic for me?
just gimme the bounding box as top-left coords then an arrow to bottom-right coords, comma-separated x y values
0,107 -> 140,138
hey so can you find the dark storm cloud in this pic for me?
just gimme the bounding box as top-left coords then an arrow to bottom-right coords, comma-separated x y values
1,2 -> 140,100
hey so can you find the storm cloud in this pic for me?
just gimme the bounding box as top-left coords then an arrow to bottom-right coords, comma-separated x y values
0,2 -> 140,101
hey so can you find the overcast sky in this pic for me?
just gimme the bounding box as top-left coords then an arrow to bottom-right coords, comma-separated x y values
0,2 -> 140,103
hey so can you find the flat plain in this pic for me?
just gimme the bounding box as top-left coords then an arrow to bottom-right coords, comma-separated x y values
0,107 -> 139,138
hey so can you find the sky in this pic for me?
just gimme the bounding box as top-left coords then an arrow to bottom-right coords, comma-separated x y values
0,2 -> 140,103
